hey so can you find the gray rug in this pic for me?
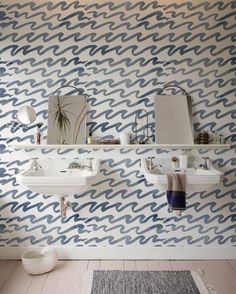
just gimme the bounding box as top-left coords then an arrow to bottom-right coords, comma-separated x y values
83,270 -> 211,294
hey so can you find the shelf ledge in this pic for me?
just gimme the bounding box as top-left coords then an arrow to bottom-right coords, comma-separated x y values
8,143 -> 231,151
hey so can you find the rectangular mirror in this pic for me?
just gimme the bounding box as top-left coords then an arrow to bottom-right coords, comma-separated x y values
154,95 -> 194,144
47,95 -> 86,145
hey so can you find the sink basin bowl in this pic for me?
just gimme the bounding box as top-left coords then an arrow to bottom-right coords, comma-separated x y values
141,158 -> 223,192
20,159 -> 100,195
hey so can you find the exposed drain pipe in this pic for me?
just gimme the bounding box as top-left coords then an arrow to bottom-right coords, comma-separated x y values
60,196 -> 71,217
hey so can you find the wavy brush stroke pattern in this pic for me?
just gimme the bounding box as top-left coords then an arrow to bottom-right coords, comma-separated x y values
0,0 -> 235,247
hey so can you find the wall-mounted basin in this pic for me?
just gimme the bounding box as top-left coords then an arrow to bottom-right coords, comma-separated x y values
141,158 -> 223,192
20,159 -> 100,195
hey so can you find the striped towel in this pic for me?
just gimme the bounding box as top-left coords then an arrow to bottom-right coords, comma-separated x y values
166,173 -> 186,216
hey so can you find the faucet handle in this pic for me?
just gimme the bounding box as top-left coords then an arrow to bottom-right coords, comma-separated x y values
202,156 -> 210,165
30,157 -> 42,170
199,156 -> 210,170
87,157 -> 94,161
147,157 -> 155,165
86,157 -> 94,171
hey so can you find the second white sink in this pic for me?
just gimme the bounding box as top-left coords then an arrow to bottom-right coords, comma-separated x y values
141,158 -> 223,192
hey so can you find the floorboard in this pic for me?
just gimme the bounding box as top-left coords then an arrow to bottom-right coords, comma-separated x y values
215,260 -> 236,290
170,260 -> 195,270
228,259 -> 236,271
1,262 -> 33,294
205,260 -> 234,294
87,260 -> 100,270
54,261 -> 79,294
135,260 -> 149,270
100,259 -> 124,270
68,261 -> 87,294
40,261 -> 66,294
123,260 -> 136,270
158,260 -> 173,270
26,272 -> 48,294
0,261 -> 19,290
147,260 -> 161,270
68,260 -> 88,294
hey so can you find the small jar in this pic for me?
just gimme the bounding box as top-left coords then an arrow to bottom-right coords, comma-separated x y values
119,132 -> 130,145
87,132 -> 93,144
171,156 -> 179,169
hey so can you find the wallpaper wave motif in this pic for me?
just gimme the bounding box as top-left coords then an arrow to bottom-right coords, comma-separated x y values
0,0 -> 235,248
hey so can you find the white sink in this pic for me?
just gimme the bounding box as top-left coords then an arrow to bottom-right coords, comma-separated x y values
20,159 -> 100,195
141,158 -> 223,192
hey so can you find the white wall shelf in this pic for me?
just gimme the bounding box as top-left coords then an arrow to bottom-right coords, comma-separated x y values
9,143 -> 231,150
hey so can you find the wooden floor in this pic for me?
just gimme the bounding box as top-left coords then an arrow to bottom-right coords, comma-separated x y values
0,259 -> 235,294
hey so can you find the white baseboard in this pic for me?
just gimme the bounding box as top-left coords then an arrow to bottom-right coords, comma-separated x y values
0,246 -> 235,260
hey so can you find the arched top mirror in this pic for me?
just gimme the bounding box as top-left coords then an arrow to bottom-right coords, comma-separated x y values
154,85 -> 194,144
17,106 -> 36,125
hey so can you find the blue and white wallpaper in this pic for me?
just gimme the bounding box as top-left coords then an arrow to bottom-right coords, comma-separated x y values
0,0 -> 235,248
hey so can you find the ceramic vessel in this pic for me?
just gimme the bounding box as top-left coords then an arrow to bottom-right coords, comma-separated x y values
22,247 -> 57,275
119,132 -> 130,144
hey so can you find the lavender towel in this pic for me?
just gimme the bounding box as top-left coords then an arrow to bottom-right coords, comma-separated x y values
166,173 -> 186,212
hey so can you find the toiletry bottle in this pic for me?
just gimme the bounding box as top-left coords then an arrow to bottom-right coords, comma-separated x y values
35,123 -> 43,144
211,131 -> 215,144
179,150 -> 188,169
219,133 -> 225,144
212,131 -> 220,144
87,132 -> 93,144
214,132 -> 221,144
171,156 -> 179,169
120,132 -> 130,145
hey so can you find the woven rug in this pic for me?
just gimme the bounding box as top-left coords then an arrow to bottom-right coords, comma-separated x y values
82,270 -> 213,294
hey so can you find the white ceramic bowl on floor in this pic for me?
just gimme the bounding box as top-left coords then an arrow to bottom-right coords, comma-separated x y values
22,247 -> 57,275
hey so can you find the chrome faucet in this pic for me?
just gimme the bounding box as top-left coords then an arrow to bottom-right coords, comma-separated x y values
82,157 -> 94,171
31,157 -> 42,171
147,157 -> 162,170
199,157 -> 210,170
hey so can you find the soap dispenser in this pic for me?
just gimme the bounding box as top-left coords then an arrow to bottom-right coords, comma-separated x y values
179,149 -> 188,169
